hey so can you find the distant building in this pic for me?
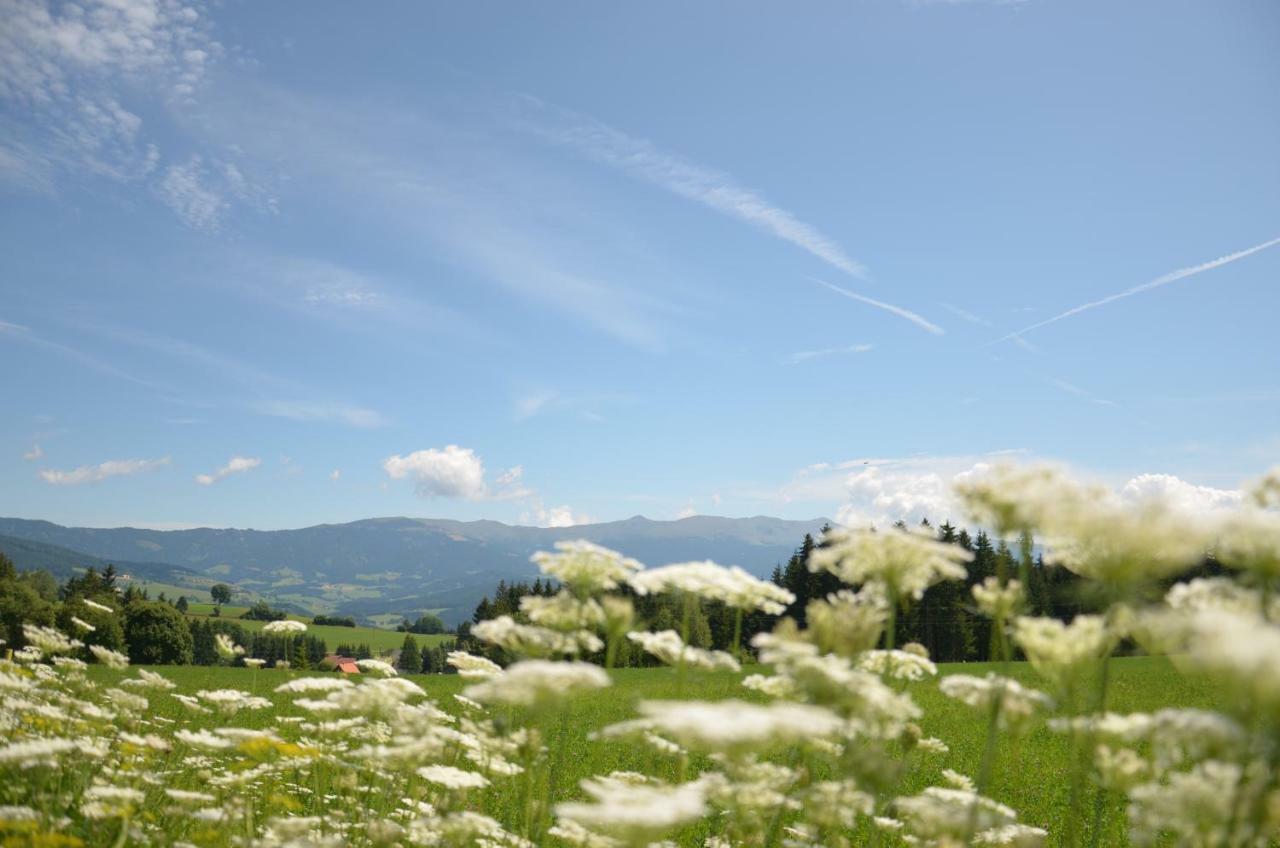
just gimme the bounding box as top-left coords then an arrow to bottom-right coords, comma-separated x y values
322,654 -> 361,674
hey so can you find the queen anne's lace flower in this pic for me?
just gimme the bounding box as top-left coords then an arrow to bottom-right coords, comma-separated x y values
532,541 -> 643,594
939,674 -> 1053,727
626,630 -> 740,671
464,660 -> 610,707
261,619 -> 308,635
809,526 -> 972,600
628,561 -> 794,613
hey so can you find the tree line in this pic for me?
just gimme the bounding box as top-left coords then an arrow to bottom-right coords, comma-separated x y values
466,519 -> 1224,666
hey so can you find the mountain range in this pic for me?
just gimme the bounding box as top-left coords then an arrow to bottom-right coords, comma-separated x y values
0,515 -> 829,626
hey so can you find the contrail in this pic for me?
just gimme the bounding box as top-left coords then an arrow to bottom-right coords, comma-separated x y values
990,234 -> 1280,346
521,100 -> 869,280
811,278 -> 946,336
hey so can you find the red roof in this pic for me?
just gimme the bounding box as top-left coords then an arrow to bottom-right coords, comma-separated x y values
336,661 -> 360,674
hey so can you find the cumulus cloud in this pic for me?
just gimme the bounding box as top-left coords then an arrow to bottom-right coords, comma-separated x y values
329,469 -> 341,481
519,502 -> 594,528
807,455 -> 1248,530
195,455 -> 261,486
383,445 -> 488,499
22,443 -> 43,461
1119,473 -> 1243,514
39,456 -> 170,485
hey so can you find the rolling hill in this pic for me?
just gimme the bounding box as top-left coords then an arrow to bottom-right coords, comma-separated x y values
0,514 -> 829,626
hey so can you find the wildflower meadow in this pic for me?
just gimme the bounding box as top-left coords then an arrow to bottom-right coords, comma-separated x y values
3,465 -> 1280,847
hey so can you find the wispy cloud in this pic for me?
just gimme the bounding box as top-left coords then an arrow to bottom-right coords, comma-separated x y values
22,443 -> 43,461
195,456 -> 261,486
811,278 -> 945,335
252,401 -> 386,429
0,318 -> 171,392
523,100 -> 868,280
1048,377 -> 1118,407
40,456 -> 171,486
787,343 -> 874,364
991,234 -> 1280,345
938,303 -> 990,326
156,155 -> 229,231
514,391 -> 559,421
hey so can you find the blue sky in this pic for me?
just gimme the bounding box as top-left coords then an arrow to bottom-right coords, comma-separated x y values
2,0 -> 1278,530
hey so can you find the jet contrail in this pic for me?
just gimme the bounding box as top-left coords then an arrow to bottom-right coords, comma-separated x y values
811,278 -> 945,336
990,234 -> 1280,346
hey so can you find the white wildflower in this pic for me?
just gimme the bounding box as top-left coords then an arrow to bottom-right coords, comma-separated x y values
22,625 -> 81,655
214,633 -> 244,660
626,630 -> 740,672
447,651 -> 502,679
357,659 -> 398,677
972,578 -> 1023,620
521,591 -> 606,630
88,645 -> 130,669
532,540 -> 643,593
857,649 -> 937,681
1012,615 -> 1115,690
939,674 -> 1053,727
464,660 -> 610,707
83,598 -> 115,614
275,676 -> 355,694
243,657 -> 267,669
625,700 -> 843,753
69,616 -> 96,633
473,615 -> 602,657
556,776 -> 713,841
262,619 -> 307,634
174,729 -> 234,750
809,526 -> 972,601
629,561 -> 794,613
896,787 -> 1018,841
416,764 -> 490,790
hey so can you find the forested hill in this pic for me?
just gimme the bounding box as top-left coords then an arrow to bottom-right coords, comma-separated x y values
0,514 -> 829,626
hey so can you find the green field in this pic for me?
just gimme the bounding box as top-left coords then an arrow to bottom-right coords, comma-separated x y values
181,611 -> 455,653
79,655 -> 1212,844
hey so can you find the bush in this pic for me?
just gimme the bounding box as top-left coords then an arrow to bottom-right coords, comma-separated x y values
240,600 -> 289,621
312,615 -> 356,627
124,600 -> 194,665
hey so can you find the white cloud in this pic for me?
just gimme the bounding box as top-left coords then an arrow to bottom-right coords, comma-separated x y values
1119,474 -> 1242,514
40,456 -> 170,486
798,454 -> 1248,530
992,234 -> 1280,345
515,391 -> 558,421
787,343 -> 873,365
329,469 -> 341,481
383,446 -> 487,500
677,504 -> 698,519
22,443 -> 43,461
156,155 -> 228,230
531,103 -> 868,280
519,502 -> 594,528
252,400 -> 386,429
195,455 -> 261,486
0,0 -> 221,193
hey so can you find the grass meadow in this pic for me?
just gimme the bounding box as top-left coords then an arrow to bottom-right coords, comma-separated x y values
78,655 -> 1213,844
180,609 -> 455,653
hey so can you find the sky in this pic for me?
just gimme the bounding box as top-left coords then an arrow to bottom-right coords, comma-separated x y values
1,0 -> 1278,531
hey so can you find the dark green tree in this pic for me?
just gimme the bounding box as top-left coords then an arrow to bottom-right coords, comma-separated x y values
397,634 -> 422,673
210,584 -> 233,612
124,601 -> 194,665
